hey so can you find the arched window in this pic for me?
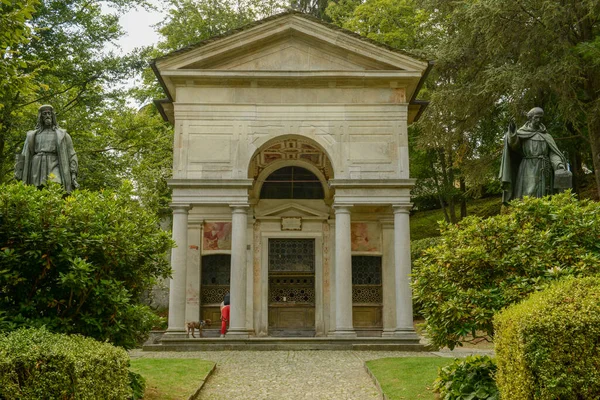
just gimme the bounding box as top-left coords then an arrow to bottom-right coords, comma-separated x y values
260,166 -> 324,199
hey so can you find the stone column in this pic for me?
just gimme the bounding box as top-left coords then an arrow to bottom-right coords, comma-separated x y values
381,220 -> 396,336
392,205 -> 419,339
332,205 -> 356,337
185,225 -> 201,324
166,205 -> 189,336
227,205 -> 249,337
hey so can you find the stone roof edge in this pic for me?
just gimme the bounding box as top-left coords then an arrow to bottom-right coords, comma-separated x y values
150,10 -> 430,65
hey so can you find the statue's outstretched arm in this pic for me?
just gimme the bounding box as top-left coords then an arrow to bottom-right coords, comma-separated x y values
506,118 -> 519,149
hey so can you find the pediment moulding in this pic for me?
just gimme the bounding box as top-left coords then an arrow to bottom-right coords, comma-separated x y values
152,11 -> 432,123
153,13 -> 428,73
254,201 -> 330,220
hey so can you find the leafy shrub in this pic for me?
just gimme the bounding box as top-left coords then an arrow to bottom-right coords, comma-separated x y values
494,276 -> 600,399
411,236 -> 442,263
411,236 -> 441,317
433,355 -> 498,400
412,192 -> 600,349
0,327 -> 132,399
129,370 -> 147,400
0,182 -> 173,348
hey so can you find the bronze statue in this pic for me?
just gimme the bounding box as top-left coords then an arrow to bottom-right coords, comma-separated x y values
499,107 -> 571,204
14,105 -> 79,193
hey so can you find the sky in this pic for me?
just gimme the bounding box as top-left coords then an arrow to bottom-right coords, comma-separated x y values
103,1 -> 165,54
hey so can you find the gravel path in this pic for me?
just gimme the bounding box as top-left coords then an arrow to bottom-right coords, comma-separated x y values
129,349 -> 494,400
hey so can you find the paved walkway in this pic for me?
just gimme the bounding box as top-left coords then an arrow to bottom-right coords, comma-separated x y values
130,349 -> 494,399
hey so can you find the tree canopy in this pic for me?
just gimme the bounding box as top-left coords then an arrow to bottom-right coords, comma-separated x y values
326,0 -> 600,219
0,0 -> 174,214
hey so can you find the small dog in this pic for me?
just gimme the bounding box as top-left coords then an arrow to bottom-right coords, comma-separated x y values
186,319 -> 212,338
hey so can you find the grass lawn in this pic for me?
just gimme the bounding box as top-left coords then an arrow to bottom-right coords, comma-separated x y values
410,196 -> 502,240
129,358 -> 215,400
366,357 -> 453,400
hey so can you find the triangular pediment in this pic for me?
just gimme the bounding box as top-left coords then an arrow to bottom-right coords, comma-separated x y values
255,202 -> 330,220
152,11 -> 431,123
190,35 -> 389,71
155,13 -> 427,73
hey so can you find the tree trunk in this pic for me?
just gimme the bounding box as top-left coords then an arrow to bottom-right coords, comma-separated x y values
445,151 -> 457,223
460,177 -> 467,219
588,112 -> 600,199
429,159 -> 450,222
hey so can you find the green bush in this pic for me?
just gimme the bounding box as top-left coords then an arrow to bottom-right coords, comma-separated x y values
0,327 -> 132,399
0,182 -> 173,348
494,276 -> 600,399
412,192 -> 600,349
129,370 -> 146,400
433,355 -> 498,400
411,236 -> 442,263
411,236 -> 441,318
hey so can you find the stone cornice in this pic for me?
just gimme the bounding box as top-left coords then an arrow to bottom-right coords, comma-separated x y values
328,179 -> 416,188
167,179 -> 254,188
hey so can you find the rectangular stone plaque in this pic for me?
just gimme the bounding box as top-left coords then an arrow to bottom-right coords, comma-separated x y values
281,217 -> 302,231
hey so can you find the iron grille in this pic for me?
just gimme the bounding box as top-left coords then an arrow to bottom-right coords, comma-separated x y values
352,256 -> 382,303
201,254 -> 231,285
268,239 -> 315,272
269,276 -> 315,304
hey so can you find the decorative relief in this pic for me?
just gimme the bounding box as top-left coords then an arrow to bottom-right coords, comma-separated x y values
322,222 -> 330,292
201,286 -> 230,304
351,222 -> 381,253
253,221 -> 261,288
203,222 -> 232,252
269,276 -> 315,304
281,217 -> 302,231
352,286 -> 382,303
250,138 -> 333,179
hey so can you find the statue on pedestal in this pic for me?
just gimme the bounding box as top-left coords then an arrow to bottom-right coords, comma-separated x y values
499,107 -> 571,204
14,105 -> 79,193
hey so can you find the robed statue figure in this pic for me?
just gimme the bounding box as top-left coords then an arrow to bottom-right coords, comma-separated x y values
14,105 -> 79,193
499,107 -> 570,204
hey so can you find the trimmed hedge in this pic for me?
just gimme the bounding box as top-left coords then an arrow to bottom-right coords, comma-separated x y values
0,327 -> 132,399
494,276 -> 600,399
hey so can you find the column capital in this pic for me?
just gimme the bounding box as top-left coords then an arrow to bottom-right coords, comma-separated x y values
392,204 -> 413,214
171,204 -> 190,213
332,204 -> 353,213
230,204 -> 250,213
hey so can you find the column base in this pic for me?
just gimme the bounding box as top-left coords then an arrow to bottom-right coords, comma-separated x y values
225,329 -> 250,339
163,327 -> 187,338
381,329 -> 397,337
330,329 -> 357,338
391,329 -> 421,340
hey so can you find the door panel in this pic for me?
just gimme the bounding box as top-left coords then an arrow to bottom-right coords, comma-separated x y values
268,239 -> 315,334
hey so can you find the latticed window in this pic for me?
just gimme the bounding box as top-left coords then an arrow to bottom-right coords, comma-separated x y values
352,256 -> 382,303
201,254 -> 230,304
268,239 -> 315,272
260,166 -> 324,199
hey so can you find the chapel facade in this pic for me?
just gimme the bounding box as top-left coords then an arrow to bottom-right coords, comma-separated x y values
152,12 -> 431,340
